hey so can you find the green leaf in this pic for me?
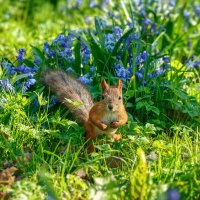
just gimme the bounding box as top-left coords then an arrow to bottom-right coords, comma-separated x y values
11,73 -> 33,84
95,17 -> 104,46
31,45 -> 46,68
130,148 -> 147,199
64,98 -> 83,106
74,41 -> 82,74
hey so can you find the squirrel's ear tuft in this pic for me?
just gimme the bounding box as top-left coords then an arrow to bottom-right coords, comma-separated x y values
101,79 -> 109,90
117,80 -> 123,89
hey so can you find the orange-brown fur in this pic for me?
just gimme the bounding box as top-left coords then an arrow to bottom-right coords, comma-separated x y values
44,71 -> 128,152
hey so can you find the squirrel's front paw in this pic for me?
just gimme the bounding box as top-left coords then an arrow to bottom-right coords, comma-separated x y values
100,122 -> 108,130
110,121 -> 119,129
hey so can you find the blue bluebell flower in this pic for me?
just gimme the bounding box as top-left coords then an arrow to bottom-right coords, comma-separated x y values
1,61 -> 12,70
105,33 -> 115,51
101,0 -> 109,9
163,56 -> 170,63
89,66 -> 96,73
114,63 -> 132,79
135,51 -> 149,66
78,74 -> 92,85
43,42 -> 55,57
24,78 -> 36,92
16,65 -> 35,74
168,0 -> 176,7
140,7 -> 146,16
155,67 -> 164,76
147,73 -> 152,79
76,0 -> 82,7
16,48 -> 25,62
59,48 -> 72,58
53,34 -> 64,45
135,72 -> 143,80
1,61 -> 16,74
50,96 -> 57,105
33,58 -> 40,66
187,58 -> 200,69
195,6 -> 200,16
143,18 -> 152,26
113,28 -> 123,40
166,188 -> 180,200
151,23 -> 160,35
183,10 -> 190,19
89,0 -> 97,8
0,78 -> 14,91
47,95 -> 58,109
192,59 -> 200,68
53,34 -> 73,48
81,44 -> 90,64
126,33 -> 139,44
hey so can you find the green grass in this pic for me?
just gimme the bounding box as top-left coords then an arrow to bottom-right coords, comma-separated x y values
0,91 -> 199,199
0,0 -> 200,199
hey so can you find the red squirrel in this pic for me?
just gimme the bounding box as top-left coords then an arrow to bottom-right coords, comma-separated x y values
44,71 -> 128,152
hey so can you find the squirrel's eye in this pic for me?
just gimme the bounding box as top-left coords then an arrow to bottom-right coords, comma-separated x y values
102,95 -> 105,99
118,96 -> 121,100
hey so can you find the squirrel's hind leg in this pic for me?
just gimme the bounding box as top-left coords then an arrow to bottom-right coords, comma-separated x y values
84,121 -> 96,153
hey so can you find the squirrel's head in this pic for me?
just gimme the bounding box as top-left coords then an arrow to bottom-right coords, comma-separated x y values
101,79 -> 123,112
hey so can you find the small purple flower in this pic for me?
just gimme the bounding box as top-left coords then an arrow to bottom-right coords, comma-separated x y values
113,28 -> 123,40
166,188 -> 180,200
168,0 -> 176,7
105,33 -> 115,51
24,78 -> 36,92
78,74 -> 92,85
140,7 -> 146,16
89,0 -> 97,8
53,34 -> 73,48
147,73 -> 152,79
1,61 -> 12,70
156,67 -> 164,76
101,0 -> 109,9
195,6 -> 200,16
114,63 -> 132,79
59,48 -> 72,58
43,42 -> 55,57
44,42 -> 50,54
81,44 -> 90,64
186,57 -> 200,69
163,56 -> 170,63
50,96 -> 57,104
143,18 -> 152,26
136,51 -> 149,66
34,58 -> 40,66
76,0 -> 82,7
126,33 -> 139,43
135,72 -> 143,80
1,61 -> 16,74
183,10 -> 190,19
16,48 -> 25,62
16,65 -> 34,74
151,23 -> 159,35
0,78 -> 14,91
90,66 -> 96,73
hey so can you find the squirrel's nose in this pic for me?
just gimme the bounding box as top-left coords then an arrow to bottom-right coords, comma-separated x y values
108,105 -> 113,110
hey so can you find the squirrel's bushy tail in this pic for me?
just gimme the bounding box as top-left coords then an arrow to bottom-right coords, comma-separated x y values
43,71 -> 94,124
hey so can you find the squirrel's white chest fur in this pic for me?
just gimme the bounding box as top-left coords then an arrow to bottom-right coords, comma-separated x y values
94,112 -> 119,136
102,111 -> 119,125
